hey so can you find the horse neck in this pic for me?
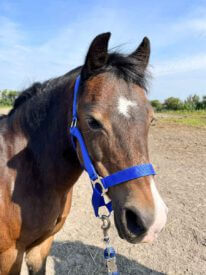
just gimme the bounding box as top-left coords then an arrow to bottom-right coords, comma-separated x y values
10,72 -> 82,190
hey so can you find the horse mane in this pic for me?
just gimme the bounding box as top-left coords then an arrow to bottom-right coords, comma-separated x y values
12,82 -> 42,112
8,67 -> 81,117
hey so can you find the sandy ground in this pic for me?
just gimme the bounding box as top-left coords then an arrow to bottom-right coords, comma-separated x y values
1,109 -> 205,274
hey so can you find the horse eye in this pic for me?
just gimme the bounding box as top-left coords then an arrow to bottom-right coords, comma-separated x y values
87,117 -> 102,130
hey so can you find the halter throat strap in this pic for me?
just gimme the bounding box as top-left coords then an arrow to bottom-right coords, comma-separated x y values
70,75 -> 156,217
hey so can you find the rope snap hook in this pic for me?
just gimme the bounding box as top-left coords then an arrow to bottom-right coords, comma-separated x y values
100,215 -> 120,275
101,215 -> 111,243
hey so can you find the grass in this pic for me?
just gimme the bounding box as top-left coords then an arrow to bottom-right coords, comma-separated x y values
0,106 -> 12,114
157,110 -> 206,128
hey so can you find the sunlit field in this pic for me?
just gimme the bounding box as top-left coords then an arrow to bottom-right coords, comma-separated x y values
156,110 -> 206,128
0,106 -> 11,114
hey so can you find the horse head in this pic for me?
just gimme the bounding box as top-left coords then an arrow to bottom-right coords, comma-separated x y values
75,33 -> 168,244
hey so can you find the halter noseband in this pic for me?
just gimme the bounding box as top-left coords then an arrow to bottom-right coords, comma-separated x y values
70,75 -> 156,217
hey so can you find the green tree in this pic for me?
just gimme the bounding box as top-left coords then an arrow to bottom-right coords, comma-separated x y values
202,96 -> 206,108
0,90 -> 18,106
195,96 -> 206,110
164,97 -> 184,110
184,94 -> 200,110
150,100 -> 163,111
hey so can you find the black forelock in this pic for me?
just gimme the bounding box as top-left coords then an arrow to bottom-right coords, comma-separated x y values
82,51 -> 149,92
106,52 -> 149,92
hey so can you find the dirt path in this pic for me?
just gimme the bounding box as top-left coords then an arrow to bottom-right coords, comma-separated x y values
14,118 -> 206,274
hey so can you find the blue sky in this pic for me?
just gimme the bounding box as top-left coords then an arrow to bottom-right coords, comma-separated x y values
0,0 -> 206,100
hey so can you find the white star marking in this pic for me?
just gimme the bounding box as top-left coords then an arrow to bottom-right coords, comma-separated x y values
117,96 -> 137,118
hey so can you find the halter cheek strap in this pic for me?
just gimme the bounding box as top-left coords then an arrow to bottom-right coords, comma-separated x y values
70,75 -> 156,217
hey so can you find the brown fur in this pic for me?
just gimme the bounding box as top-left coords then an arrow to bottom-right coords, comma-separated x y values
0,33 -> 163,274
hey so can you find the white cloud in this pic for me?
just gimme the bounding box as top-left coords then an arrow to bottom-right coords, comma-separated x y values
0,3 -> 206,101
0,16 -> 24,46
148,6 -> 206,49
0,6 -> 135,90
150,69 -> 206,101
0,1 -> 148,91
153,53 -> 206,77
149,5 -> 206,98
172,17 -> 206,39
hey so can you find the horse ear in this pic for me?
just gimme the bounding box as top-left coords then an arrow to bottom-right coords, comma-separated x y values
130,37 -> 150,71
82,32 -> 111,79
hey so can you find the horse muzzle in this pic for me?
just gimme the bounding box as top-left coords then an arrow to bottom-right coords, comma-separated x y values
113,206 -> 153,243
112,180 -> 168,244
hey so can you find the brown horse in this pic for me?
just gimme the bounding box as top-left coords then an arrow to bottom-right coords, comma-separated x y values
0,33 -> 168,274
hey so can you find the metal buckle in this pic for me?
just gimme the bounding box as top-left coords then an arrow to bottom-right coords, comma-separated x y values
91,176 -> 108,196
70,118 -> 77,128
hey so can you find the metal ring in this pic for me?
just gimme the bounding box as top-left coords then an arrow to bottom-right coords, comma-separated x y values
91,176 -> 108,196
101,215 -> 111,230
71,118 -> 77,128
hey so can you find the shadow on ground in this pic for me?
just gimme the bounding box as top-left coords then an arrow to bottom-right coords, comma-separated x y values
51,241 -> 165,275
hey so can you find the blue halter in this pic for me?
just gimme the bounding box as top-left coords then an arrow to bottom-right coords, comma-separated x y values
70,75 -> 156,217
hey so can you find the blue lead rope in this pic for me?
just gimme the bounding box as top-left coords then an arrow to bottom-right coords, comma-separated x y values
104,246 -> 119,275
70,75 -> 156,217
101,215 -> 119,274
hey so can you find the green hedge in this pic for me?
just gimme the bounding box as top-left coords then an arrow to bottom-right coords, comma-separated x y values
1,90 -> 206,111
151,95 -> 206,111
0,90 -> 19,106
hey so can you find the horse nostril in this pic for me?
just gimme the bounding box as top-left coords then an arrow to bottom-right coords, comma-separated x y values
125,208 -> 147,236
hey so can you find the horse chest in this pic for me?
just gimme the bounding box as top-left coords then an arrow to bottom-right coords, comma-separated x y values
19,189 -> 73,246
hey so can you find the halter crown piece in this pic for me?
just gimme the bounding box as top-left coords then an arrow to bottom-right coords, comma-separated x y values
70,75 -> 156,217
